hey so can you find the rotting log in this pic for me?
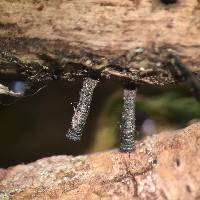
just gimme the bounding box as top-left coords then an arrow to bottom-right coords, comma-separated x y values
1,122 -> 200,200
0,0 -> 200,92
1,2 -> 200,199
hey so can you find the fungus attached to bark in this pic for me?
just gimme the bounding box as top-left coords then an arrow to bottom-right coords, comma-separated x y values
66,78 -> 99,141
120,87 -> 137,152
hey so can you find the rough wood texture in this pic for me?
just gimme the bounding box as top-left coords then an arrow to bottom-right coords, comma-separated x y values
0,0 -> 200,87
1,122 -> 200,200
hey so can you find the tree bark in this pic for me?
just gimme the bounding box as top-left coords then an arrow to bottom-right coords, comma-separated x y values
1,2 -> 200,199
0,0 -> 200,89
1,122 -> 200,200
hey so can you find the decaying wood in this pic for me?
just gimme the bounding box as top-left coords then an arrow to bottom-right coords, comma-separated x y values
0,0 -> 200,89
1,122 -> 200,200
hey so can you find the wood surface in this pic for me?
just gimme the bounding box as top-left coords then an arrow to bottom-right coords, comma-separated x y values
1,122 -> 200,200
0,0 -> 200,88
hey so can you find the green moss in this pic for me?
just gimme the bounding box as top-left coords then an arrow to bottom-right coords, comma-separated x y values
137,92 -> 200,124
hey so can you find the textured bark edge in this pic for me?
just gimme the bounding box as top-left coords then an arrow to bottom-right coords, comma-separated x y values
0,41 -> 191,89
1,122 -> 200,199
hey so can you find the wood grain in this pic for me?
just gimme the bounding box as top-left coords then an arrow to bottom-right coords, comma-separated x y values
0,0 -> 200,86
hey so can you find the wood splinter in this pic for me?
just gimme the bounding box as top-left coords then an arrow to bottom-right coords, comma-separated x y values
66,78 -> 99,141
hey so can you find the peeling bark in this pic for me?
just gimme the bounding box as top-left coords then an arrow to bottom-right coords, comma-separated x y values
1,123 -> 200,200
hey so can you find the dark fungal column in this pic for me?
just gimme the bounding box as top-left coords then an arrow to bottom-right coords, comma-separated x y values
66,78 -> 98,141
120,87 -> 137,152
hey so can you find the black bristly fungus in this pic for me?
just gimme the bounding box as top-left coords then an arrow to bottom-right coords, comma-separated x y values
120,87 -> 137,152
66,78 -> 138,153
2,50 -> 200,153
66,78 -> 98,141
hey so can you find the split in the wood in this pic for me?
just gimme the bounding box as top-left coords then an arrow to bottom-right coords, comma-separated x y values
2,49 -> 200,153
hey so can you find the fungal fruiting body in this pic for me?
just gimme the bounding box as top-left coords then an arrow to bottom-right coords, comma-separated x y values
66,78 -> 98,141
67,76 -> 137,152
120,87 -> 137,152
66,54 -> 200,153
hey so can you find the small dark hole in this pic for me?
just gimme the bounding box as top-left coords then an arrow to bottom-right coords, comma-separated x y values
153,159 -> 157,165
161,0 -> 177,4
186,185 -> 192,193
175,158 -> 180,167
